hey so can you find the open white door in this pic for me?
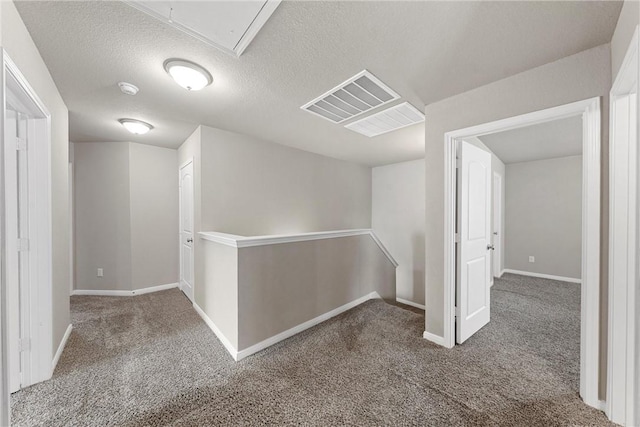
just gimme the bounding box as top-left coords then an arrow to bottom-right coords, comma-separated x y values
456,140 -> 492,344
179,160 -> 195,303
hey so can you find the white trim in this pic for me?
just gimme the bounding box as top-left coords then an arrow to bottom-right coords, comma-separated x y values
422,331 -> 446,347
596,400 -> 607,412
192,303 -> 238,361
607,25 -> 639,427
441,97 -> 601,408
502,269 -> 581,284
499,269 -> 506,278
71,282 -> 178,297
233,0 -> 282,56
51,324 -> 72,375
396,297 -> 425,310
199,229 -> 399,267
236,292 -> 381,361
0,50 -> 54,412
124,1 -> 281,58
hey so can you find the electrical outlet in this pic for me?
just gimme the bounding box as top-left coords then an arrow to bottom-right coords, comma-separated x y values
97,268 -> 104,277
528,256 -> 535,263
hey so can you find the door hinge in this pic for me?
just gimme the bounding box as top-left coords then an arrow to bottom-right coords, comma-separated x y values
18,338 -> 31,352
454,306 -> 460,319
455,157 -> 461,169
16,137 -> 27,151
18,238 -> 29,252
454,233 -> 460,243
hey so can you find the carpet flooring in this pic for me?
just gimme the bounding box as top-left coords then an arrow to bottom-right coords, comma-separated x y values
11,274 -> 614,426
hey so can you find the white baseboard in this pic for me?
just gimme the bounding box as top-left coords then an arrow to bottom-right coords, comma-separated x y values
132,282 -> 179,295
423,331 -> 446,347
71,282 -> 179,297
192,303 -> 239,361
502,269 -> 581,284
396,297 -> 425,310
235,292 -> 381,361
51,324 -> 72,374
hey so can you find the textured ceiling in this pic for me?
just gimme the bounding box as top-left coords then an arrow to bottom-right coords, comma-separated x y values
479,116 -> 583,164
15,1 -> 621,166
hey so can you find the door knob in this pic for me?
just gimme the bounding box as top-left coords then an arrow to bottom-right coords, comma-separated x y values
487,244 -> 495,251
187,238 -> 193,243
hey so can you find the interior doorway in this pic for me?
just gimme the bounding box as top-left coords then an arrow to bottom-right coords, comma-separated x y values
0,50 -> 53,420
443,97 -> 601,409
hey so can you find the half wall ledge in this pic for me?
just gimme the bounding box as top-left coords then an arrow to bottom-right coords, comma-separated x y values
195,229 -> 398,360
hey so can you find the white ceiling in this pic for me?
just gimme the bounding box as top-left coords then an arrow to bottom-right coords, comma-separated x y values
15,1 -> 621,166
478,116 -> 583,164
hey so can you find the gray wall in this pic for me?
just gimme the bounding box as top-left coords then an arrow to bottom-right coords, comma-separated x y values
200,125 -> 372,236
74,142 -> 178,291
129,143 -> 179,290
424,44 -> 611,398
1,0 -> 71,353
505,156 -> 582,279
74,142 -> 131,291
237,235 -> 396,350
372,159 -> 425,306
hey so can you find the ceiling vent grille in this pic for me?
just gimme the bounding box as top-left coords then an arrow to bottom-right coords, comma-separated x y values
301,70 -> 400,123
345,102 -> 424,137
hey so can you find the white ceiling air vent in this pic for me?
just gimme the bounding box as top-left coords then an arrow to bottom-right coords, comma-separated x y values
345,102 -> 424,137
301,70 -> 400,123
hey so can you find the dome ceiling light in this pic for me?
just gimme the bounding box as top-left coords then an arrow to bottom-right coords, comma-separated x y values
118,119 -> 153,135
164,59 -> 213,91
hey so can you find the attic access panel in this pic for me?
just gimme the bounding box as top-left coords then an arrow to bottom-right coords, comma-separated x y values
125,1 -> 281,57
345,102 -> 425,137
301,70 -> 400,123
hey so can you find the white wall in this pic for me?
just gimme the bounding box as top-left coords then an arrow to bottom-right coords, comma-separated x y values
74,142 -> 178,291
372,160 -> 425,307
505,156 -> 582,279
611,0 -> 639,79
423,44 -> 611,397
2,0 -> 71,352
200,125 -> 372,236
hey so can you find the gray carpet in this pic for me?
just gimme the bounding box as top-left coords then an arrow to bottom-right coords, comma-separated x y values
11,274 -> 614,426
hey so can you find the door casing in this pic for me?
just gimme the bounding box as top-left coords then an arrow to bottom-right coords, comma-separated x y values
0,50 -> 53,425
435,97 -> 601,410
606,25 -> 639,426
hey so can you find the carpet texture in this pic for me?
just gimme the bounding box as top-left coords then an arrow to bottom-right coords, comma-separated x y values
11,274 -> 614,426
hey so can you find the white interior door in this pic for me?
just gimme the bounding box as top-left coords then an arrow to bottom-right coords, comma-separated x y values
456,140 -> 492,344
179,161 -> 195,303
492,172 -> 502,279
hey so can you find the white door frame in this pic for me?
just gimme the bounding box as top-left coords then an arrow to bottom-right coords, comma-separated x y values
0,50 -> 53,425
441,97 -> 601,408
492,171 -> 503,281
607,26 -> 639,426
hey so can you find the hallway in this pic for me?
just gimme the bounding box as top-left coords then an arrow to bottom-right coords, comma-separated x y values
11,276 -> 611,426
